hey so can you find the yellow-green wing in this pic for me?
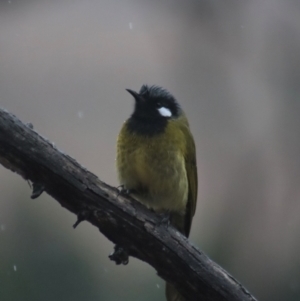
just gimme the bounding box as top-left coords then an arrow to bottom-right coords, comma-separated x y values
179,116 -> 198,237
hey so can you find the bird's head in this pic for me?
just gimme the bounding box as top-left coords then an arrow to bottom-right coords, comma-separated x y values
127,85 -> 181,120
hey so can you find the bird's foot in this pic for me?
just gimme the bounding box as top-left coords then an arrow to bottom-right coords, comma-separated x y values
157,211 -> 171,228
116,185 -> 135,198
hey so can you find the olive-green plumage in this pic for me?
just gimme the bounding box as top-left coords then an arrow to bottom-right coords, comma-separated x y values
116,85 -> 197,301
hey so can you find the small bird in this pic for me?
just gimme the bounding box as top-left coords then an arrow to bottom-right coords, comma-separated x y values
116,85 -> 198,301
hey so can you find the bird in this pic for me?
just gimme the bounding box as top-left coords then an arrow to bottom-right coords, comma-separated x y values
116,85 -> 198,301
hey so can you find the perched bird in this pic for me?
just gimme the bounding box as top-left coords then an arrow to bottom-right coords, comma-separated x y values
116,85 -> 198,301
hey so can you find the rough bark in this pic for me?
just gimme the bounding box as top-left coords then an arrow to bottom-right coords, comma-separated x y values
0,108 -> 258,301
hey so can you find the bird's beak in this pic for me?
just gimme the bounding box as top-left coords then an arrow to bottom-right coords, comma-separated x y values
126,89 -> 144,103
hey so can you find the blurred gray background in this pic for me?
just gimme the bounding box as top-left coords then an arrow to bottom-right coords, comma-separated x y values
1,1 -> 300,300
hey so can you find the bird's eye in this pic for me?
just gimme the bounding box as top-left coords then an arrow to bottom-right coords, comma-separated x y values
156,102 -> 162,108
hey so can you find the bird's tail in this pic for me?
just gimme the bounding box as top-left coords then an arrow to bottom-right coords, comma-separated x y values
166,282 -> 186,301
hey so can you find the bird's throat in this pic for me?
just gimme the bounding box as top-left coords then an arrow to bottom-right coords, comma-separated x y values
126,115 -> 167,136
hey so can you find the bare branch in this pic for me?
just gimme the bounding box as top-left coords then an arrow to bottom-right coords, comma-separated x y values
0,108 -> 258,301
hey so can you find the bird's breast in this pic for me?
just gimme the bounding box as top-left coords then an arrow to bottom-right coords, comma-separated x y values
117,121 -> 188,213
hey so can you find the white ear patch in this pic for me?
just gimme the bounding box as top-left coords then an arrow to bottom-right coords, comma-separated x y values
158,107 -> 172,117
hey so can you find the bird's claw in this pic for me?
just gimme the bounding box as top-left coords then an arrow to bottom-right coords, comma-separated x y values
116,185 -> 134,198
157,212 -> 171,228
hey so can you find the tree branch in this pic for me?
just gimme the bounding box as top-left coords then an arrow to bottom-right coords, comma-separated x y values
0,108 -> 258,301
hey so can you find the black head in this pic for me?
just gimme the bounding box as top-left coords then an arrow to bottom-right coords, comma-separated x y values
126,85 -> 181,136
127,85 -> 180,119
